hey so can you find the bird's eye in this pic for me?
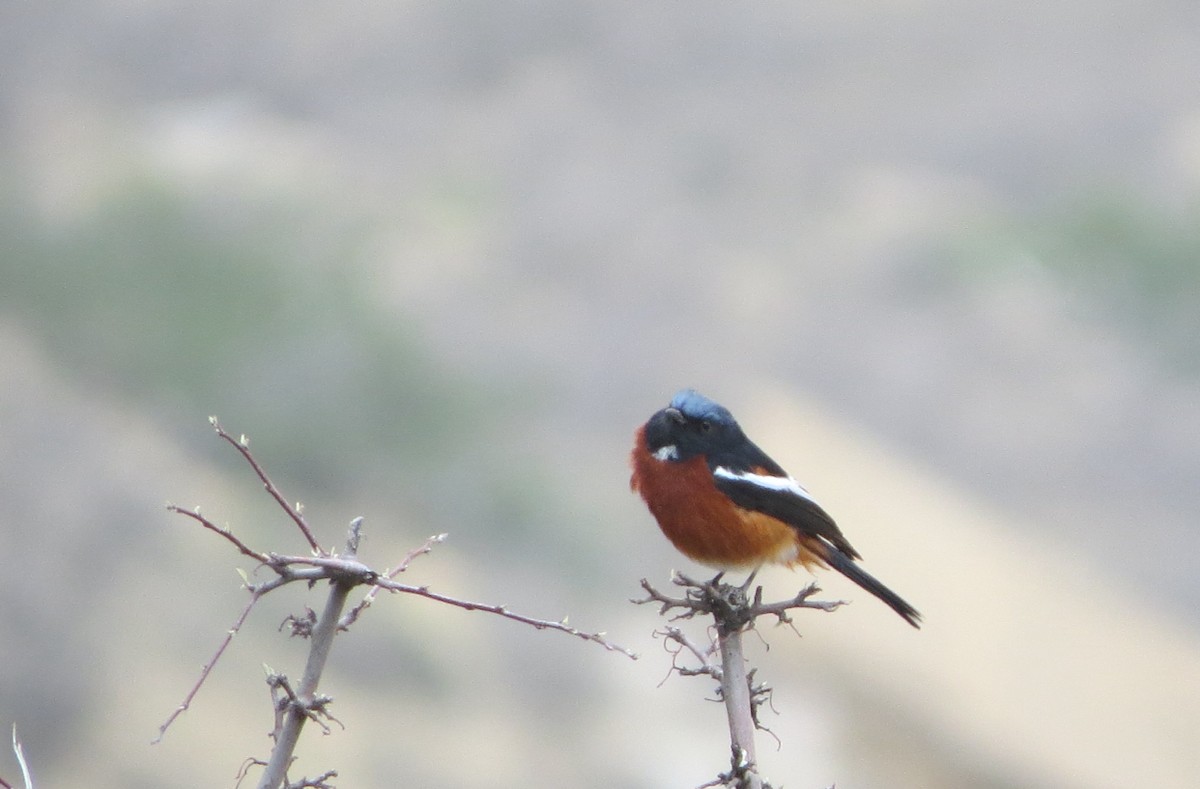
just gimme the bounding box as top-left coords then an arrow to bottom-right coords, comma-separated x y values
699,420 -> 712,433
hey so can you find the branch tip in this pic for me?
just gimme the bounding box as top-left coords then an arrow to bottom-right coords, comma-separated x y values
637,573 -> 840,787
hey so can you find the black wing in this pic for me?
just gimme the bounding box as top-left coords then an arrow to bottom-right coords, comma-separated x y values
710,464 -> 860,560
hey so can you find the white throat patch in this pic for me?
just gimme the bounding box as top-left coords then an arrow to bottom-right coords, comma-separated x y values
652,445 -> 679,461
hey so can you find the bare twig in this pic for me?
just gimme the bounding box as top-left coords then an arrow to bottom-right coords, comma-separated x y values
656,626 -> 720,686
166,505 -> 269,563
634,576 -> 707,619
208,417 -> 322,554
746,668 -> 781,751
374,578 -> 638,659
394,532 -> 445,572
286,769 -> 337,789
236,757 -> 268,788
154,586 -> 267,743
283,767 -> 336,786
749,583 -> 844,623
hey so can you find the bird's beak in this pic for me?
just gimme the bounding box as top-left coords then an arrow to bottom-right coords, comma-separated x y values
664,406 -> 685,424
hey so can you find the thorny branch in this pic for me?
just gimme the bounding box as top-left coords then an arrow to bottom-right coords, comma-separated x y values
158,417 -> 635,788
635,572 -> 843,789
635,572 -> 842,632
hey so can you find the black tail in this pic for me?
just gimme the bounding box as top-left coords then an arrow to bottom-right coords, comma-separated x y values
826,548 -> 921,628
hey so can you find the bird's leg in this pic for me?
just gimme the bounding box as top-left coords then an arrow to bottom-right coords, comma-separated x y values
738,567 -> 761,593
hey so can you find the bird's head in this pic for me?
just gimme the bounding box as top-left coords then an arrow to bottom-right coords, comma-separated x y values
642,389 -> 744,462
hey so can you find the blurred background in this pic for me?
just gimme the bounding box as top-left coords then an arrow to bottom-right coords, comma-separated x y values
2,2 -> 1198,787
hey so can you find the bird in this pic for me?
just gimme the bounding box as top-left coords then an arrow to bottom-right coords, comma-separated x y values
630,388 -> 921,628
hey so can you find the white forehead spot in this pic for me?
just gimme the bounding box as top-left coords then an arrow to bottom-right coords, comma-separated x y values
653,445 -> 679,461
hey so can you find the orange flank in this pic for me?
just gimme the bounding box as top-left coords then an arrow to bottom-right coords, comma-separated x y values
631,426 -> 827,571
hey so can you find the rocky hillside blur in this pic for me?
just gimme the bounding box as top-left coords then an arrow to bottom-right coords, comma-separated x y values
2,2 -> 1198,787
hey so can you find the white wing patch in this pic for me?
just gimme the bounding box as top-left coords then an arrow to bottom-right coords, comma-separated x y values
653,445 -> 679,461
712,466 -> 820,505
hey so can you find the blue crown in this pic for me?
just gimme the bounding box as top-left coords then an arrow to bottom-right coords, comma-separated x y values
670,389 -> 735,424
